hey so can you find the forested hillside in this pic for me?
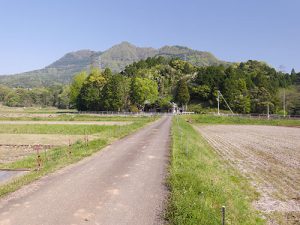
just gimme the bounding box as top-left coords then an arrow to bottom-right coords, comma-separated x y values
0,42 -> 227,88
0,56 -> 298,115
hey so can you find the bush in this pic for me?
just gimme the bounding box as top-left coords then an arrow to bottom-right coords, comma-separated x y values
187,104 -> 203,114
129,105 -> 139,113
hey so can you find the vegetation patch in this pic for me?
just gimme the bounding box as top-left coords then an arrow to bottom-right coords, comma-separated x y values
166,116 -> 265,225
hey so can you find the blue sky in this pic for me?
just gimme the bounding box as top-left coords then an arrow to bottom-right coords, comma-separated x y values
0,0 -> 299,74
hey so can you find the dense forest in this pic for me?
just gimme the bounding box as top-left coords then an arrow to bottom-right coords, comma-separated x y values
0,57 -> 299,115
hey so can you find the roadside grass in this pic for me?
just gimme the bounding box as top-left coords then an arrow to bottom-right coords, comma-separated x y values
166,116 -> 265,225
185,114 -> 300,126
0,116 -> 157,198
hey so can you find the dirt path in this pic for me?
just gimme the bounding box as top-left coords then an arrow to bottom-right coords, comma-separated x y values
0,121 -> 132,125
196,125 -> 300,224
0,116 -> 171,225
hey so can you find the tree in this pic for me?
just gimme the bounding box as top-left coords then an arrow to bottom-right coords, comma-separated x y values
223,78 -> 250,113
102,75 -> 130,111
189,85 -> 210,101
58,85 -> 71,109
0,85 -> 11,102
130,77 -> 158,110
103,68 -> 112,79
251,87 -> 273,113
4,90 -> 21,107
76,68 -> 106,111
176,79 -> 190,109
70,71 -> 87,107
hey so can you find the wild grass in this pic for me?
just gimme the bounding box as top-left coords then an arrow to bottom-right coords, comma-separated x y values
166,116 -> 265,225
0,124 -> 123,135
0,116 -> 157,198
185,114 -> 300,126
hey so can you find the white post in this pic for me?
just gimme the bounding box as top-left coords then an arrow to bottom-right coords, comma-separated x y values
267,103 -> 270,120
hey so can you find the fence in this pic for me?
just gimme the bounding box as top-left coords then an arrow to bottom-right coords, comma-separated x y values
77,111 -> 194,117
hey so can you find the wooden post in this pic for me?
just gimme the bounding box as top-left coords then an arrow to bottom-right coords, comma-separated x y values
68,139 -> 72,156
36,145 -> 42,171
222,206 -> 225,225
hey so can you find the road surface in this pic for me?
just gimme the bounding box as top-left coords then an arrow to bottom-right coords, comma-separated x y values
0,116 -> 172,225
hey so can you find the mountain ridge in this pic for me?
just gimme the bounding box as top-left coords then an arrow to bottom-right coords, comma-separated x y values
0,42 -> 230,87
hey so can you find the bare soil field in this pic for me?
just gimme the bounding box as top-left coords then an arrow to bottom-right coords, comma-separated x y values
0,134 -> 98,163
0,113 -> 60,118
196,125 -> 300,225
0,120 -> 132,125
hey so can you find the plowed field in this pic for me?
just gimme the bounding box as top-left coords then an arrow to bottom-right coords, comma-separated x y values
196,125 -> 300,225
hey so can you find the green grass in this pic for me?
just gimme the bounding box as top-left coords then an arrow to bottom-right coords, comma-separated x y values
0,116 -> 157,198
0,114 -> 152,122
0,124 -> 124,135
166,116 -> 265,225
185,114 -> 300,126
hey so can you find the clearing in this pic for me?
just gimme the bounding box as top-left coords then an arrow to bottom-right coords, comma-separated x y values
196,125 -> 300,224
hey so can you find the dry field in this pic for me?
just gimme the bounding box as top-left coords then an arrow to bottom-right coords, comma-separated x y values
196,125 -> 300,225
0,134 -> 98,163
0,113 -> 60,118
0,119 -> 127,164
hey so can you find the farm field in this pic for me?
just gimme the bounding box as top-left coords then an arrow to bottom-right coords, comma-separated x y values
196,124 -> 300,224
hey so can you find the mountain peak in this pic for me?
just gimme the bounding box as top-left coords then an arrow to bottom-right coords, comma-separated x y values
0,43 -> 229,87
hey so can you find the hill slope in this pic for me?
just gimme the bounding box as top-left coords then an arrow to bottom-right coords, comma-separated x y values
0,42 -> 229,87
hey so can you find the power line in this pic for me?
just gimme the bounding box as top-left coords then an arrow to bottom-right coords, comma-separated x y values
217,90 -> 235,115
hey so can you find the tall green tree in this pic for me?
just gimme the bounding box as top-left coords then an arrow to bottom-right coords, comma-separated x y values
77,68 -> 107,111
102,75 -> 130,111
70,71 -> 87,107
131,77 -> 158,110
176,79 -> 190,109
58,85 -> 71,109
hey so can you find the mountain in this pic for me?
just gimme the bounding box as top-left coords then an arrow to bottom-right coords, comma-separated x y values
0,42 -> 230,88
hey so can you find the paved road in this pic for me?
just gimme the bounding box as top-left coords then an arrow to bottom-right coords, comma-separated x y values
0,116 -> 172,225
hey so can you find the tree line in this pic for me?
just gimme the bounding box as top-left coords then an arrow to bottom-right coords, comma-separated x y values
0,56 -> 299,114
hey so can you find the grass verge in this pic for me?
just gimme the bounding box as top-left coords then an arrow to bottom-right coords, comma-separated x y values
166,116 -> 265,225
0,116 -> 157,198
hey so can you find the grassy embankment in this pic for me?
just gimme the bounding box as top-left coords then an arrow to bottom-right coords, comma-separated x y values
167,116 -> 265,225
0,115 -> 157,198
